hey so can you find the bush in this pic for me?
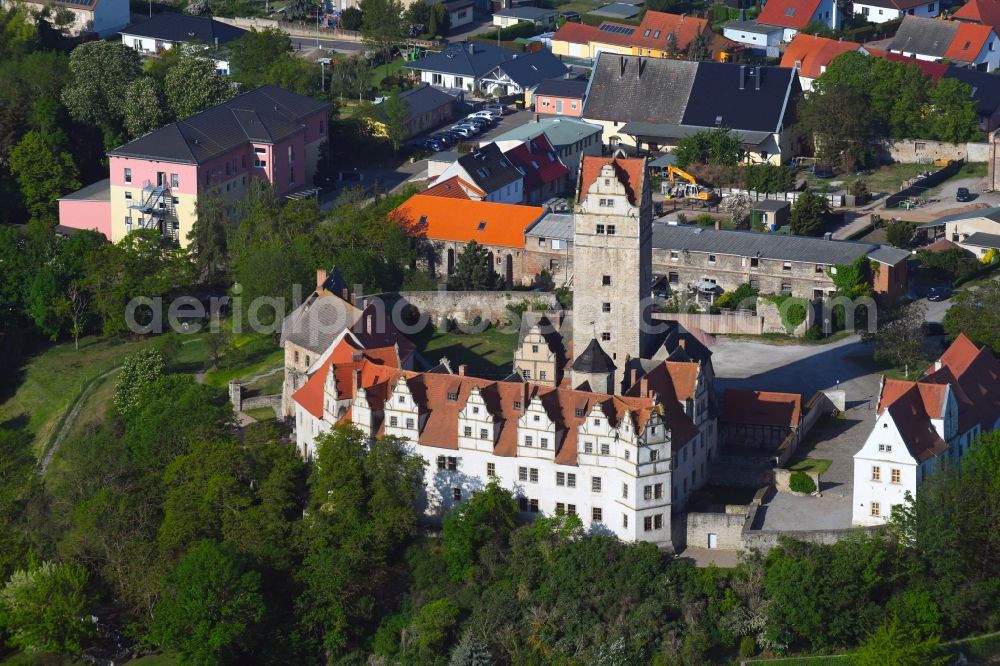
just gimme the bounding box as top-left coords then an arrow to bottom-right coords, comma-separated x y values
789,471 -> 816,494
739,636 -> 757,658
803,323 -> 824,340
695,213 -> 715,226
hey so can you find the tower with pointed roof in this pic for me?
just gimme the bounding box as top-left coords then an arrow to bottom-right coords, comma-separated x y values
571,155 -> 655,393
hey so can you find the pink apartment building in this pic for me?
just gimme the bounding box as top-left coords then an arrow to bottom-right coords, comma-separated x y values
531,78 -> 587,118
58,85 -> 330,246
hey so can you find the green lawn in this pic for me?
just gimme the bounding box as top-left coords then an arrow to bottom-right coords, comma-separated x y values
244,369 -> 284,396
201,334 -> 283,388
369,58 -> 406,90
412,325 -> 519,377
244,406 -> 277,421
801,162 -> 967,194
0,335 -> 159,457
787,458 -> 832,477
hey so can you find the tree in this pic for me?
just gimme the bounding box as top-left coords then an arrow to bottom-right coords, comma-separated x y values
885,220 -> 916,248
62,40 -> 143,147
722,193 -> 753,229
341,6 -> 363,30
189,188 -> 231,284
114,349 -> 165,417
855,618 -> 947,666
801,79 -> 873,171
123,76 -> 166,139
61,281 -> 89,351
790,188 -> 829,236
228,28 -> 293,89
441,480 -> 519,582
928,77 -> 979,143
687,31 -> 710,61
381,89 -> 408,152
665,31 -> 680,59
9,130 -> 79,220
359,0 -> 405,77
673,127 -> 741,168
286,0 -> 313,20
0,560 -> 94,656
943,280 -> 1000,355
164,56 -> 236,120
432,2 -> 450,35
149,540 -> 265,664
744,164 -> 795,195
449,240 -> 501,290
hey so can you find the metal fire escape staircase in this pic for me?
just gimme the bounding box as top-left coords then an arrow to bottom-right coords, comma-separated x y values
128,180 -> 176,240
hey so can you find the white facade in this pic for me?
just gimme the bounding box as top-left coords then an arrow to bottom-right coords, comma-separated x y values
851,410 -> 926,526
436,160 -> 523,203
723,25 -> 782,56
421,70 -> 478,93
852,1 -> 938,24
121,35 -> 232,75
891,31 -> 1000,69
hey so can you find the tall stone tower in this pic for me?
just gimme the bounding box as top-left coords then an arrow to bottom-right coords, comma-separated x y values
571,155 -> 653,394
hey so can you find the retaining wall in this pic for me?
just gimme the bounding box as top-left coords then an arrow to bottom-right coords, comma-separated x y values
681,510 -> 748,551
652,311 -> 764,335
882,139 -> 988,163
372,291 -> 559,327
229,381 -> 282,415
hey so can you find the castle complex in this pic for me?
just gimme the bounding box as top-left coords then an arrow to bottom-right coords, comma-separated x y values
283,156 -> 717,550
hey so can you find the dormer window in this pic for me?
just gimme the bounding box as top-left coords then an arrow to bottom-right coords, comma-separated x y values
477,221 -> 487,230
447,392 -> 458,401
514,400 -> 522,410
576,408 -> 585,417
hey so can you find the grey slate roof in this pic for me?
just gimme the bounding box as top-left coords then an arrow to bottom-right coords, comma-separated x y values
888,16 -> 958,58
532,77 -> 588,98
963,232 -> 1000,249
583,54 -> 797,134
60,178 -> 110,201
725,19 -> 783,34
108,85 -> 330,164
406,42 -> 518,77
651,223 -> 909,266
589,3 -> 641,18
572,338 -> 616,373
121,13 -> 247,44
492,50 -> 569,88
493,6 -> 557,18
457,142 -> 522,192
398,84 -> 456,119
618,122 -> 773,146
526,212 -> 574,241
753,199 -> 790,212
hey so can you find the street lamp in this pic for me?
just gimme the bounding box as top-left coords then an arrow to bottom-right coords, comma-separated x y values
318,57 -> 331,93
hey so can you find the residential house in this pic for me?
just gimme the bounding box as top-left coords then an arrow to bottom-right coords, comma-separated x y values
852,0 -> 939,24
504,133 -> 571,203
953,0 -> 1000,35
523,212 -> 575,284
780,34 -> 865,91
590,3 -> 642,20
291,331 -> 712,550
478,50 -> 569,98
58,86 -> 330,245
279,268 -> 418,417
852,334 -> 1000,525
406,42 -> 519,92
56,179 -> 112,239
490,117 -> 603,180
720,389 -> 802,451
434,0 -> 475,29
120,14 -> 247,74
433,143 -> 525,203
750,199 -> 791,231
650,224 -> 911,301
9,0 -> 129,37
721,21 -> 785,57
921,207 -> 1000,258
376,84 -> 456,139
550,10 -> 710,59
582,54 -> 801,164
423,175 -> 487,200
390,194 -> 546,284
755,0 -> 839,42
532,78 -> 588,117
888,16 -> 999,70
492,6 -> 559,28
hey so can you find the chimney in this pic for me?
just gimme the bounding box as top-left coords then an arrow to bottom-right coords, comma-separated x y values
534,112 -> 539,122
468,43 -> 475,55
739,65 -> 746,90
214,36 -> 219,48
755,68 -> 761,91
353,368 -> 362,392
316,269 -> 328,290
714,220 -> 721,231
341,287 -> 350,301
458,364 -> 467,375
620,55 -> 627,77
678,338 -> 686,351
629,367 -> 638,388
640,376 -> 649,397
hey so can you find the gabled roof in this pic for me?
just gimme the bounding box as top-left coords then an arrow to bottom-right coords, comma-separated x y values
398,84 -> 456,118
757,0 -> 824,30
578,155 -> 647,205
571,338 -> 616,373
622,360 -> 699,450
884,385 -> 949,462
423,175 -> 485,199
963,231 -> 1000,248
108,85 -> 330,164
390,194 -> 545,248
944,22 -> 995,62
406,41 -> 518,77
889,16 -> 961,59
121,13 -> 247,44
954,0 -> 1000,33
293,336 -> 403,419
551,21 -> 602,45
583,54 -> 697,125
503,134 -> 570,193
780,34 -> 862,79
721,389 -> 802,427
532,78 -> 588,98
491,117 -> 602,149
682,62 -> 798,132
491,50 -> 569,88
493,6 -> 557,18
632,11 -> 708,51
456,142 -> 522,193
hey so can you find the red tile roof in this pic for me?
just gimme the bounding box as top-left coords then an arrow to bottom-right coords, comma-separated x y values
885,386 -> 949,462
503,134 -> 570,194
944,22 -> 995,62
925,238 -> 964,252
633,12 -> 709,51
390,194 -> 546,249
954,0 -> 1000,33
622,361 -> 700,450
578,155 -> 647,205
293,337 -> 404,418
780,34 -> 861,79
552,21 -> 603,45
875,51 -> 949,79
423,175 -> 486,199
757,0 -> 824,30
720,389 -> 803,428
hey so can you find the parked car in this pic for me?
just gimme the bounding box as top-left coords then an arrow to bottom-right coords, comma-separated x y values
449,125 -> 476,138
484,103 -> 507,117
468,111 -> 498,123
436,129 -> 463,142
956,187 -> 972,202
927,285 -> 953,301
431,132 -> 456,146
464,115 -> 493,129
418,138 -> 446,152
455,121 -> 483,133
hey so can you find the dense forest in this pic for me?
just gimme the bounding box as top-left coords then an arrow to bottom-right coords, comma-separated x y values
1,338 -> 998,663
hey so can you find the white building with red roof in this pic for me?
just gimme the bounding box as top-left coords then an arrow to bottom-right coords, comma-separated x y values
852,334 -> 1000,525
725,0 -> 839,51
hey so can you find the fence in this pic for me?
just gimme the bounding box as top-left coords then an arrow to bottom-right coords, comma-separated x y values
884,159 -> 964,209
718,187 -> 845,207
652,310 -> 764,335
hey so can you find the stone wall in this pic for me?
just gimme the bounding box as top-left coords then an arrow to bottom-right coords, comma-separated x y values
678,510 -> 749,551
229,381 -> 282,416
652,311 -> 764,335
756,298 -> 814,336
372,291 -> 559,327
741,516 -> 883,553
881,139 -> 988,164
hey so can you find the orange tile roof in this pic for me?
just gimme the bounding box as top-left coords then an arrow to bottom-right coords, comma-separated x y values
720,389 -> 803,428
937,332 -> 981,376
954,0 -> 1000,32
552,20 -> 603,45
578,155 -> 647,205
293,337 -> 404,418
622,361 -> 700,450
885,386 -> 948,462
780,34 -> 861,79
390,194 -> 545,249
944,22 -> 995,62
758,0 -> 823,30
633,11 -> 708,51
423,175 -> 486,200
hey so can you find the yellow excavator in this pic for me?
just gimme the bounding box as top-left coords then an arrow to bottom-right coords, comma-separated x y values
664,166 -> 718,204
